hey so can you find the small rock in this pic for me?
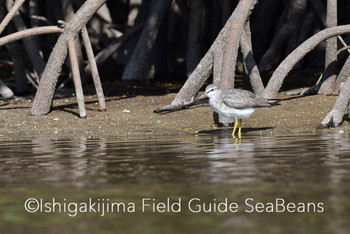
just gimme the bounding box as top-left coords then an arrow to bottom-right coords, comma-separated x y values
122,109 -> 131,113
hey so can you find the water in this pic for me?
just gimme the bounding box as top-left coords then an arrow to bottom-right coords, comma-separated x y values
0,134 -> 350,233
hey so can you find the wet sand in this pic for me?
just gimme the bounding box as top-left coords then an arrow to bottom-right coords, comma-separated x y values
0,83 -> 347,140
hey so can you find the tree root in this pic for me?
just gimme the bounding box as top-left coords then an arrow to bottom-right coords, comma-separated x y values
318,110 -> 343,128
153,98 -> 207,114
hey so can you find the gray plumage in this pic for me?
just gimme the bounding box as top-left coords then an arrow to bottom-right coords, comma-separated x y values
200,84 -> 277,119
198,84 -> 278,137
222,88 -> 274,109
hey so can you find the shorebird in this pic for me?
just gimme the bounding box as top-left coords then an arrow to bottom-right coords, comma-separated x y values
198,84 -> 278,138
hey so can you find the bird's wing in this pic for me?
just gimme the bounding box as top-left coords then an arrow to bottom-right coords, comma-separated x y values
223,89 -> 271,109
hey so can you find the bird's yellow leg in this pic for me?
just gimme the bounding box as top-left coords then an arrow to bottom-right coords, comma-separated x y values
238,119 -> 243,138
232,118 -> 238,138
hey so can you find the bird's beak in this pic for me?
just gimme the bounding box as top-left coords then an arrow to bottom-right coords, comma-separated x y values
197,92 -> 208,100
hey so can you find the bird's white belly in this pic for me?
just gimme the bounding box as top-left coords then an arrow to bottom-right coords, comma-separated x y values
209,101 -> 255,119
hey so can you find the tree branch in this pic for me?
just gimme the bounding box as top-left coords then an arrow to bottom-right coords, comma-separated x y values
31,0 -> 107,116
263,25 -> 350,99
0,0 -> 25,35
0,26 -> 62,46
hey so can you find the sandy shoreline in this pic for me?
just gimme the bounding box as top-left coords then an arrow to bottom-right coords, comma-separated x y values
0,86 -> 347,140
